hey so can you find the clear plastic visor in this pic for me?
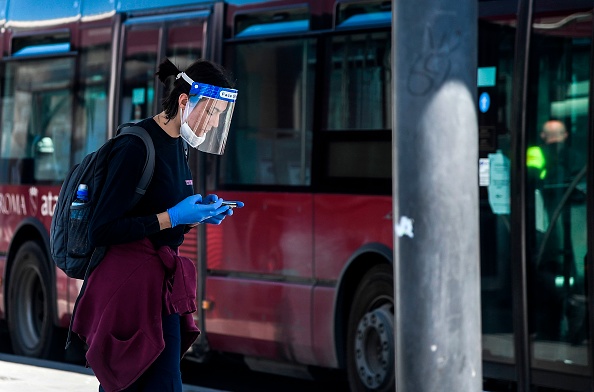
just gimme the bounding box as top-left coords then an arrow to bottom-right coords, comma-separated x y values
181,81 -> 237,155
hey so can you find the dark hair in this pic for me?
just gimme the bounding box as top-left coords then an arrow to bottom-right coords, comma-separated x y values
156,58 -> 235,121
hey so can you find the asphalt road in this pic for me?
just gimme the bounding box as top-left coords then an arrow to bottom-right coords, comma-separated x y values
179,355 -> 350,391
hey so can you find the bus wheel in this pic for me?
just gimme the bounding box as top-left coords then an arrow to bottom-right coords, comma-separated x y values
7,241 -> 59,359
346,264 -> 395,392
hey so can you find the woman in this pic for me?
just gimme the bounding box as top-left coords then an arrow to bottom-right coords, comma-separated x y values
72,58 -> 240,392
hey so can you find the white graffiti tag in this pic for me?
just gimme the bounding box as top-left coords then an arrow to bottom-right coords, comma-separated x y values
396,216 -> 414,238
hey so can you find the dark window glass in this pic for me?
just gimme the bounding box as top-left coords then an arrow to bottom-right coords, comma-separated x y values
120,27 -> 159,123
120,18 -> 206,125
221,39 -> 315,186
478,17 -> 516,366
73,27 -> 112,164
317,30 -> 391,193
166,23 -> 203,73
526,7 -> 590,375
0,58 -> 74,184
327,31 -> 391,131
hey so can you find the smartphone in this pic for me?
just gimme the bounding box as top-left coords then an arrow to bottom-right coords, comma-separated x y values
221,201 -> 239,208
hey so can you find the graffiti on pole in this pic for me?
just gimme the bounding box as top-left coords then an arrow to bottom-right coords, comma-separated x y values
407,14 -> 461,96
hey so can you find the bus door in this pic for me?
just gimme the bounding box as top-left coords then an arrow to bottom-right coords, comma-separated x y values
117,10 -> 210,126
525,5 -> 591,379
211,9 -> 317,364
478,11 -> 516,370
116,8 -> 211,260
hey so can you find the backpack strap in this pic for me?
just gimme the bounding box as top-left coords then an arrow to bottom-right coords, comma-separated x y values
115,124 -> 156,205
118,121 -> 189,160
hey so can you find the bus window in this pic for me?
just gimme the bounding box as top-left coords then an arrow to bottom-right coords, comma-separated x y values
317,30 -> 391,194
221,38 -> 315,186
120,16 -> 206,125
120,27 -> 159,123
327,31 -> 391,131
73,27 -> 112,164
165,23 -> 203,73
478,16 -> 516,367
526,6 -> 591,375
0,58 -> 74,184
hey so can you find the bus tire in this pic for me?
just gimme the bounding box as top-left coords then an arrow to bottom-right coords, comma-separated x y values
7,241 -> 60,359
346,264 -> 395,392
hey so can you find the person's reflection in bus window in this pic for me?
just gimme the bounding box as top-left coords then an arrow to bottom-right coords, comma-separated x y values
530,119 -> 586,342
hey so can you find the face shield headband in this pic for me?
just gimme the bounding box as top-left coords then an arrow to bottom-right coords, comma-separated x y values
178,72 -> 238,155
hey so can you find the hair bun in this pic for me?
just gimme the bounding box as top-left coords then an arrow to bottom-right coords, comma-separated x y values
155,58 -> 180,84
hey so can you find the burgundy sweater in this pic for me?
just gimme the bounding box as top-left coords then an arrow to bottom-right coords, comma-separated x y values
72,238 -> 200,392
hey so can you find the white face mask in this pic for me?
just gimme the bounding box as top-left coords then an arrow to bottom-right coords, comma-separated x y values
179,107 -> 206,148
180,122 -> 206,148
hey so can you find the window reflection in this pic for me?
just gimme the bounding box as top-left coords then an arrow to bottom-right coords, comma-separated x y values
478,17 -> 516,365
121,19 -> 205,126
327,32 -> 391,130
74,27 -> 111,164
527,7 -> 590,375
166,23 -> 203,72
318,31 -> 391,192
121,28 -> 159,124
0,58 -> 74,184
221,39 -> 315,186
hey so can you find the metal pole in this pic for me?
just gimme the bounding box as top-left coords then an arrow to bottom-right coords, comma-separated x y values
392,1 -> 481,391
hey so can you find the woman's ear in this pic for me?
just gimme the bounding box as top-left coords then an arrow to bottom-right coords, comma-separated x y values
178,93 -> 189,110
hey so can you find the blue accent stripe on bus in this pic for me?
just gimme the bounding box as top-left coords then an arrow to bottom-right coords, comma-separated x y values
12,42 -> 71,57
338,12 -> 392,28
236,19 -> 309,38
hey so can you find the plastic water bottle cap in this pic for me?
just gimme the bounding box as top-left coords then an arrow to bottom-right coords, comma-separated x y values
76,184 -> 89,201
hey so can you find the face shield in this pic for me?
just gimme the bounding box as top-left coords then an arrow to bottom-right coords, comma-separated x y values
178,72 -> 238,155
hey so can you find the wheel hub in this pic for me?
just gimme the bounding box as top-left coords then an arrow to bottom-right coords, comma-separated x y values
354,305 -> 394,390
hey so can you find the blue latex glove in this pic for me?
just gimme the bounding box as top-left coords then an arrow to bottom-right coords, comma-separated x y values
202,208 -> 233,225
201,194 -> 244,225
167,194 -> 229,228
202,194 -> 221,205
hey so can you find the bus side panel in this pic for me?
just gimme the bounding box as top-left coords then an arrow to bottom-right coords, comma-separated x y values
0,185 -> 61,324
312,286 -> 338,368
206,191 -> 313,278
204,277 -> 315,364
0,255 -> 6,319
313,194 -> 393,280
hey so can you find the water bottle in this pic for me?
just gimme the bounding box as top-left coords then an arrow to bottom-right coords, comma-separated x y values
68,184 -> 90,257
72,184 -> 89,206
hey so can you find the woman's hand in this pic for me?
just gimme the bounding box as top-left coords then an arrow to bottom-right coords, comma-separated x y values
167,194 -> 229,227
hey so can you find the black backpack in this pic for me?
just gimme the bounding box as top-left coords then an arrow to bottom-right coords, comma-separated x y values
50,123 -> 155,280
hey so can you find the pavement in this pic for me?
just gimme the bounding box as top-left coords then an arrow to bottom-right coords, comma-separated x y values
0,353 -> 224,392
0,353 -> 495,392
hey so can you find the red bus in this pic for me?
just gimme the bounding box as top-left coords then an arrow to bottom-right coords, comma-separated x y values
0,1 -> 593,391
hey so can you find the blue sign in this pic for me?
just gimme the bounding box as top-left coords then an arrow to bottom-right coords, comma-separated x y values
479,92 -> 490,113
